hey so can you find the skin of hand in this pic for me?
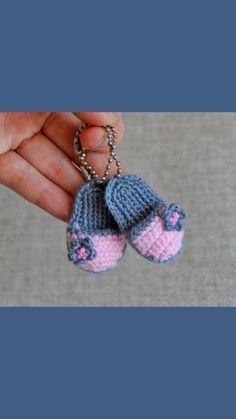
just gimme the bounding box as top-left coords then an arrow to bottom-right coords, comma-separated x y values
0,112 -> 124,222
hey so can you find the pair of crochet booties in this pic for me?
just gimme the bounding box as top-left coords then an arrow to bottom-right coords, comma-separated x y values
67,174 -> 186,273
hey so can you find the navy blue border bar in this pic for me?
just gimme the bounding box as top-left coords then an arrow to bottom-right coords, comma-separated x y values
0,1 -> 236,110
0,308 -> 235,418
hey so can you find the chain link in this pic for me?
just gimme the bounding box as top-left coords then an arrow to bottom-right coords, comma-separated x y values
74,123 -> 122,183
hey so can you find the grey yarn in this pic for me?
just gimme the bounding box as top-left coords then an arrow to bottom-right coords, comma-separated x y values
105,175 -> 167,236
68,180 -> 120,235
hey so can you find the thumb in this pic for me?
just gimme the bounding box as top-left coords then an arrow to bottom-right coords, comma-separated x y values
74,113 -> 124,152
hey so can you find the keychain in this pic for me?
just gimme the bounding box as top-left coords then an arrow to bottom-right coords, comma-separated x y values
67,124 -> 186,273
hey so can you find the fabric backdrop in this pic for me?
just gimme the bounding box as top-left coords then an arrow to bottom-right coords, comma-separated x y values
0,113 -> 235,306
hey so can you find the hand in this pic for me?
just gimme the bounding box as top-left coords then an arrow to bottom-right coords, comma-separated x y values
0,112 -> 124,221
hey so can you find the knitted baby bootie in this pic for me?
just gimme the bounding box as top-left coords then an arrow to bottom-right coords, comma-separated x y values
105,175 -> 185,264
67,181 -> 126,272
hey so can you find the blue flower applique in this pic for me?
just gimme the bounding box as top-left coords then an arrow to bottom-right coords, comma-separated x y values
67,234 -> 97,266
162,203 -> 186,231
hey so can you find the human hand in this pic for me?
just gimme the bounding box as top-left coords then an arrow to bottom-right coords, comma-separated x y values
0,112 -> 124,221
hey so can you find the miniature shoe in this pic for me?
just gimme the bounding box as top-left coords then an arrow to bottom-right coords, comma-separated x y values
105,175 -> 186,264
67,181 -> 127,273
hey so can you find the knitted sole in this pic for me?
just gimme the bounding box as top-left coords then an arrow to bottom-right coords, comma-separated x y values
67,181 -> 126,273
105,175 -> 185,264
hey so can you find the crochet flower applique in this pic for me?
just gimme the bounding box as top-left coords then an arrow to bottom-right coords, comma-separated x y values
162,203 -> 186,231
67,231 -> 97,266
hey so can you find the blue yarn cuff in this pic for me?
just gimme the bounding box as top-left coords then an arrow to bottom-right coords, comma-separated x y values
68,180 -> 120,236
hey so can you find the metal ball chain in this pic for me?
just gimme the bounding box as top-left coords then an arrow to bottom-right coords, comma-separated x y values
74,123 -> 122,183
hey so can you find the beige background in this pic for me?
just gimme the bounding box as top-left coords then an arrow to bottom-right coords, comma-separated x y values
0,113 -> 235,306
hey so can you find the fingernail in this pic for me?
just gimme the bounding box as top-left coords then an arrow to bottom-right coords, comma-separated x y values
96,127 -> 107,146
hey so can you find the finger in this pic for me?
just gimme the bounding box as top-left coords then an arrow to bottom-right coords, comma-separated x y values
42,113 -> 126,177
73,112 -> 119,126
79,125 -> 124,152
16,133 -> 84,197
73,112 -> 124,151
43,112 -> 124,153
0,151 -> 73,222
0,112 -> 50,153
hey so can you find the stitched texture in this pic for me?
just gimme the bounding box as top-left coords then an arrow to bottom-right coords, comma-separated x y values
67,181 -> 126,273
133,216 -> 184,263
70,181 -> 119,234
106,175 -> 185,263
106,175 -> 166,231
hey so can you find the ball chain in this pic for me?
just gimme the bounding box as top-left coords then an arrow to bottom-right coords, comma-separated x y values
74,123 -> 122,183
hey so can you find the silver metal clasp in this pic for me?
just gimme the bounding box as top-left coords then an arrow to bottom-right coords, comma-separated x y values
71,161 -> 92,182
74,135 -> 81,156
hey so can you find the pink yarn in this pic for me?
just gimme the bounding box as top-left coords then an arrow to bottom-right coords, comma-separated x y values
133,215 -> 184,262
80,234 -> 126,273
76,247 -> 88,260
169,211 -> 180,225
